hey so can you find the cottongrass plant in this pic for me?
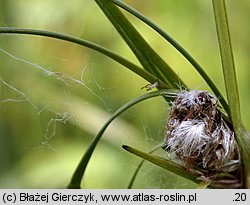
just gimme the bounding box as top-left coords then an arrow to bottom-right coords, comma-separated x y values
1,0 -> 249,189
162,90 -> 241,188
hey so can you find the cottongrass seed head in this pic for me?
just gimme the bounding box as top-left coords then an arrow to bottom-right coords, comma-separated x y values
162,90 -> 241,188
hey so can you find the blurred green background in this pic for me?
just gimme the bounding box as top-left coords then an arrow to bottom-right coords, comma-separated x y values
0,0 -> 249,188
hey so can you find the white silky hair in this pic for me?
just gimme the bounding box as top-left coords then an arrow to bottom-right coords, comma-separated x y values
167,120 -> 210,157
164,89 -> 240,173
177,90 -> 205,106
174,90 -> 217,111
212,121 -> 234,155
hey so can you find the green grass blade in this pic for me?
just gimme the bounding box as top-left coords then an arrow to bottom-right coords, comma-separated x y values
112,0 -> 229,113
127,144 -> 161,189
212,1 -> 241,129
67,89 -> 177,188
122,145 -> 199,184
0,27 -> 161,86
95,0 -> 185,89
212,0 -> 250,188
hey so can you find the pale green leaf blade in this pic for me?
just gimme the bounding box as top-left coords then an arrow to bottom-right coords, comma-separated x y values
122,145 -> 200,184
212,0 -> 250,188
127,144 -> 161,189
112,0 -> 229,113
95,0 -> 185,89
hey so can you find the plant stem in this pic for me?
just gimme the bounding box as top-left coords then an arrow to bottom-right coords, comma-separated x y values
95,0 -> 185,89
112,0 -> 229,113
0,27 -> 160,86
122,145 -> 200,184
212,0 -> 250,188
67,89 -> 177,188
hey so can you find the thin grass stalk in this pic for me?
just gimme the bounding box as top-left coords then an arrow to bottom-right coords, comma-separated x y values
122,145 -> 200,184
67,90 -> 177,188
127,144 -> 161,189
0,27 -> 161,86
95,0 -> 185,89
212,0 -> 250,188
111,0 -> 229,114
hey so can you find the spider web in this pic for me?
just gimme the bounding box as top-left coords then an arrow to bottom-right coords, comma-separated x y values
0,46 -> 189,188
0,47 -> 113,147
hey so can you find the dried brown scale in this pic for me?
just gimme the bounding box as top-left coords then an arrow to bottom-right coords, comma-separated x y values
162,90 -> 241,188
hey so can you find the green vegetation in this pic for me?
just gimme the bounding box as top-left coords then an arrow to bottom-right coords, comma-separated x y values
0,0 -> 249,188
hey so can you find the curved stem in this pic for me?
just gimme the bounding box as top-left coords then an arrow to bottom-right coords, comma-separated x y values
0,27 -> 162,86
111,0 -> 229,113
67,89 -> 177,188
95,0 -> 185,89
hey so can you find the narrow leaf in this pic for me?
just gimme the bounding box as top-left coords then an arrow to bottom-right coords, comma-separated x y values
212,0 -> 250,188
127,144 -> 161,189
212,1 -> 241,129
112,0 -> 229,113
122,145 -> 200,184
95,0 -> 185,89
0,27 -> 160,86
67,89 -> 177,188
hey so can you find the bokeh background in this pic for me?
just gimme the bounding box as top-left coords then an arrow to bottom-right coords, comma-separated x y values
0,0 -> 249,188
